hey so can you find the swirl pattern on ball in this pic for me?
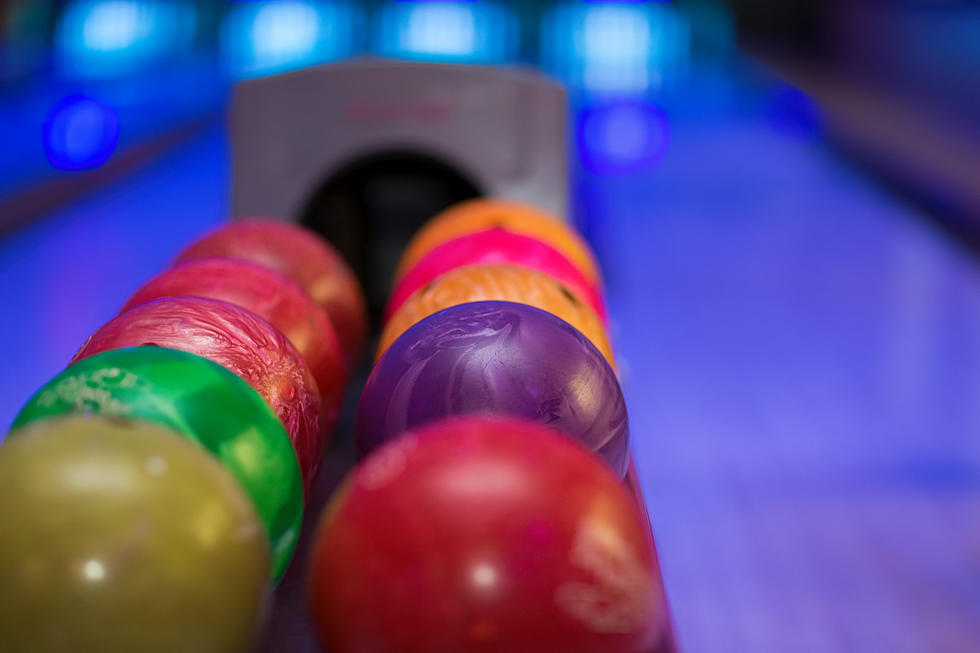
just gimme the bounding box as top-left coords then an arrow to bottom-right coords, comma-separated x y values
394,198 -> 602,285
378,263 -> 615,367
176,219 -> 367,369
357,301 -> 629,476
385,229 -> 608,325
122,257 -> 345,431
72,297 -> 323,490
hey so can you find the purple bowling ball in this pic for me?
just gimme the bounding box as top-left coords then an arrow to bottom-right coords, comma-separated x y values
356,300 -> 629,476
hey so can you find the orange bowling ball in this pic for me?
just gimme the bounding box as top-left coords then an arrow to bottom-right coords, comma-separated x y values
377,264 -> 616,368
394,198 -> 602,286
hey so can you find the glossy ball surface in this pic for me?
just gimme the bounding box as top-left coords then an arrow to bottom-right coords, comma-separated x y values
310,417 -> 667,653
177,219 -> 367,370
73,297 -> 323,491
358,301 -> 628,476
378,263 -> 615,368
0,415 -> 269,653
386,229 -> 607,324
395,198 -> 602,285
11,346 -> 302,581
122,257 -> 345,426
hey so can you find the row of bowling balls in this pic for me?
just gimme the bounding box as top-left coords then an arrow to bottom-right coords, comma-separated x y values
0,220 -> 370,651
358,198 -> 626,472
0,199 -> 670,652
307,200 -> 670,651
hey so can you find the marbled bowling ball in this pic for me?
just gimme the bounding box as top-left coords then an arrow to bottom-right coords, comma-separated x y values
122,257 -> 345,422
72,297 -> 323,491
378,263 -> 615,368
310,417 -> 667,653
395,198 -> 602,286
385,229 -> 607,325
357,301 -> 629,476
177,219 -> 367,370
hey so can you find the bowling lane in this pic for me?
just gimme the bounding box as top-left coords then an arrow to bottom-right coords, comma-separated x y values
1,69 -> 979,652
586,88 -> 980,649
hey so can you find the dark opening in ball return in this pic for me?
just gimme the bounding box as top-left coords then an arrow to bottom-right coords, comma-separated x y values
301,149 -> 481,321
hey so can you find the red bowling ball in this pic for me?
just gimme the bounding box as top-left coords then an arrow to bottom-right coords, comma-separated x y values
385,228 -> 608,324
73,297 -> 323,491
122,257 -> 345,424
176,219 -> 367,370
309,417 -> 669,653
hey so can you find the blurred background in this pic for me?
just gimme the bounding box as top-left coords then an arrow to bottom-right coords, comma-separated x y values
2,0 -> 978,232
2,1 -> 979,652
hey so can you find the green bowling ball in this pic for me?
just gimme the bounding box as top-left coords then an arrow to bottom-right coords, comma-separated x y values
11,346 -> 302,581
0,415 -> 270,653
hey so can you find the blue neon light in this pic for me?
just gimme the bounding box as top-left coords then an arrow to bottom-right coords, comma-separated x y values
578,102 -> 669,174
375,1 -> 517,63
80,2 -> 149,52
43,95 -> 120,171
221,1 -> 360,79
56,1 -> 196,78
544,2 -> 689,96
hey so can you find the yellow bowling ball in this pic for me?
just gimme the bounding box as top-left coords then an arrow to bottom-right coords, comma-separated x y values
0,415 -> 270,653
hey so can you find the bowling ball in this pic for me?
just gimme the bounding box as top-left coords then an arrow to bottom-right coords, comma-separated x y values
122,257 -> 345,420
395,198 -> 602,285
73,297 -> 323,491
378,263 -> 615,368
358,301 -> 629,476
176,219 -> 367,370
11,346 -> 302,581
309,417 -> 668,653
0,415 -> 269,653
386,229 -> 607,325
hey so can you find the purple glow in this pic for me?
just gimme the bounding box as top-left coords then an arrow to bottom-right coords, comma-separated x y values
578,101 -> 669,174
42,95 -> 120,170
